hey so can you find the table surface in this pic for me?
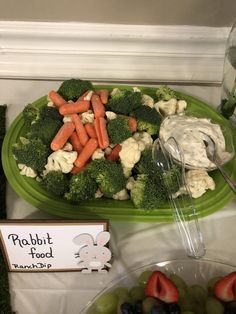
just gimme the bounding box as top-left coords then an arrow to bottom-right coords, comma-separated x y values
1,79 -> 236,314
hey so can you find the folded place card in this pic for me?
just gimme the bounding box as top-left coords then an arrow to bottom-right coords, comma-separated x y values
0,219 -> 111,273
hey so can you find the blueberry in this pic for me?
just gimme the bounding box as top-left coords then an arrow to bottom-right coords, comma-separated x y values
150,304 -> 168,314
224,309 -> 236,314
166,303 -> 181,314
120,302 -> 135,314
225,301 -> 236,314
134,300 -> 143,313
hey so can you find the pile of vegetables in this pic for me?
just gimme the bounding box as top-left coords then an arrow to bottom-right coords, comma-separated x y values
12,79 -> 189,209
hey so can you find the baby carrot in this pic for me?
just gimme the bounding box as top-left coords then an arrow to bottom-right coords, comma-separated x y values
107,144 -> 122,161
69,131 -> 83,153
96,89 -> 109,105
91,94 -> 105,118
94,118 -> 102,147
71,113 -> 89,146
128,117 -> 137,132
94,117 -> 109,149
48,90 -> 67,107
74,138 -> 98,168
84,123 -> 97,138
59,100 -> 90,115
50,122 -> 75,151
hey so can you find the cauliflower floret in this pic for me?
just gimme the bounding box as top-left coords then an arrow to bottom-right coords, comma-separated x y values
63,115 -> 72,123
133,132 -> 153,151
105,111 -> 117,120
83,90 -> 94,101
18,163 -> 37,178
110,88 -> 122,97
43,150 -> 77,174
176,100 -> 187,114
154,98 -> 187,117
154,98 -> 177,116
47,101 -> 54,107
62,142 -> 73,152
81,110 -> 94,124
142,94 -> 155,108
92,148 -> 105,160
175,169 -> 215,199
133,87 -> 141,93
119,133 -> 153,177
126,176 -> 135,190
104,146 -> 113,156
95,188 -> 103,198
113,189 -> 130,200
123,167 -> 132,178
119,137 -> 142,170
186,169 -> 215,198
47,95 -> 55,107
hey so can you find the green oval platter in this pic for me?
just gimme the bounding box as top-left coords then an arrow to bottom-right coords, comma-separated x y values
2,85 -> 236,222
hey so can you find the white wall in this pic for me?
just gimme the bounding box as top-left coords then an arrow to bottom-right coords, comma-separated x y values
0,0 -> 236,27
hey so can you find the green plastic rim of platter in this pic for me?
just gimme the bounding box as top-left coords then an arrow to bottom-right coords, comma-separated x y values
2,85 -> 236,221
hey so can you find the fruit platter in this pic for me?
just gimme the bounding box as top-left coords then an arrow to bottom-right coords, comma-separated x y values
2,79 -> 236,221
81,258 -> 236,314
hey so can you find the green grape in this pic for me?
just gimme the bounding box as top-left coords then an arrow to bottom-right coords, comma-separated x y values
178,286 -> 187,299
112,287 -> 130,300
142,297 -> 161,314
86,304 -> 100,314
138,270 -> 152,287
188,284 -> 208,307
178,294 -> 195,312
95,292 -> 118,314
129,286 -> 145,302
205,297 -> 224,314
207,276 -> 222,296
193,304 -> 206,314
169,273 -> 188,292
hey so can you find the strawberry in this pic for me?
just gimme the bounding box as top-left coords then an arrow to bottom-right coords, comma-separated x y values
144,271 -> 179,303
214,271 -> 236,302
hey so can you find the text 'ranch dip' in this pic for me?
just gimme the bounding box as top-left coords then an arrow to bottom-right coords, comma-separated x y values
159,115 -> 233,169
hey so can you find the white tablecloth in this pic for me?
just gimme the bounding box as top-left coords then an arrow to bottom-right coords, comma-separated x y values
1,79 -> 236,314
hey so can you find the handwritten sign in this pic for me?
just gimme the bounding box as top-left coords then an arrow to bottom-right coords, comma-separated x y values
0,220 -> 111,272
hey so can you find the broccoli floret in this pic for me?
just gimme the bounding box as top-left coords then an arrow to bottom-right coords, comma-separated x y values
137,120 -> 159,136
135,149 -> 181,198
131,174 -> 166,209
41,170 -> 69,196
87,159 -> 126,198
29,117 -> 63,146
65,171 -> 98,203
22,103 -> 41,126
151,149 -> 181,194
131,105 -> 162,125
57,78 -> 94,101
135,149 -> 161,176
107,116 -> 132,144
22,103 -> 63,145
160,163 -> 182,195
12,137 -> 49,172
107,90 -> 142,115
40,106 -> 63,121
156,85 -> 176,101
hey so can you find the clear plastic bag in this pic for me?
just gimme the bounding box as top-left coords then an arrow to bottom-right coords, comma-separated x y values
219,20 -> 236,125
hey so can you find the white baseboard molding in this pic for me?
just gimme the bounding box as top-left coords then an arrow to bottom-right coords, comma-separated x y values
0,21 -> 230,83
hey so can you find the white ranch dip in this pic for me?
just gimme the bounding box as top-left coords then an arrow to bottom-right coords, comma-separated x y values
159,115 -> 232,169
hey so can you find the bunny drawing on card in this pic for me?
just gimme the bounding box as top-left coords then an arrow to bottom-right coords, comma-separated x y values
73,231 -> 112,273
